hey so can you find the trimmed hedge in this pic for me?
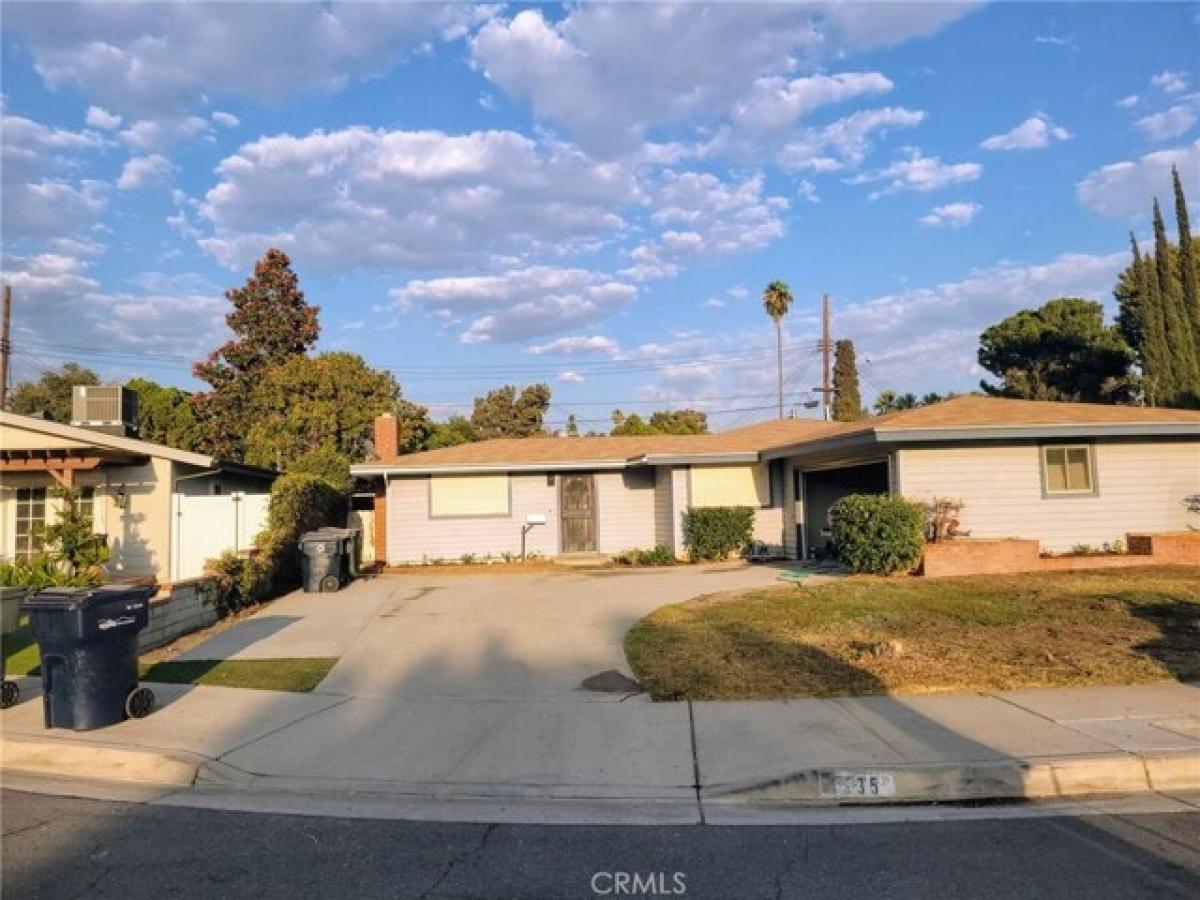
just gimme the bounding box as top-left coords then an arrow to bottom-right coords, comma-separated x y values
829,493 -> 924,575
682,506 -> 755,561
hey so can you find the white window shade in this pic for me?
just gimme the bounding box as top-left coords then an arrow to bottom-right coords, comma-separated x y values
690,465 -> 769,508
429,474 -> 510,517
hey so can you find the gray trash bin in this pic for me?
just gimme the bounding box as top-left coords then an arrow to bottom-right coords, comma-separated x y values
312,527 -> 361,579
1,586 -> 26,709
299,532 -> 347,593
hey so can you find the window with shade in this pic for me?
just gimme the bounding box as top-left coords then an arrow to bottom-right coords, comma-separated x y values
428,474 -> 511,518
1041,445 -> 1096,496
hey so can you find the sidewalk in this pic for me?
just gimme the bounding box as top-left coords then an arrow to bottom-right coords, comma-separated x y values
3,675 -> 1197,820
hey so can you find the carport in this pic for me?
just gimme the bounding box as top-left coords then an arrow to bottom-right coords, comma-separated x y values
797,461 -> 890,559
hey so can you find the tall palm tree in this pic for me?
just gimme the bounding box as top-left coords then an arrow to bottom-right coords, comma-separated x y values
762,280 -> 794,418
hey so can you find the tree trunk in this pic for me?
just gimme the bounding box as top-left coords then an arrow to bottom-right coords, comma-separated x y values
776,320 -> 784,419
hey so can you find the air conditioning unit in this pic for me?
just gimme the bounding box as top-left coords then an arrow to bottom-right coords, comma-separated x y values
71,385 -> 139,437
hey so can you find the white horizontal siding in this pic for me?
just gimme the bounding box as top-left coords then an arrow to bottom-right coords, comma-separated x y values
653,466 -> 675,552
595,469 -> 656,552
751,506 -> 786,552
387,474 -> 558,563
896,440 -> 1200,552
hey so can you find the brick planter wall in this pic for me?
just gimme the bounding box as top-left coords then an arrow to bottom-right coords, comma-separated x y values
922,531 -> 1200,577
138,578 -> 219,651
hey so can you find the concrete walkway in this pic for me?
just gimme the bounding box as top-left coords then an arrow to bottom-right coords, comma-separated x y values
3,570 -> 1197,820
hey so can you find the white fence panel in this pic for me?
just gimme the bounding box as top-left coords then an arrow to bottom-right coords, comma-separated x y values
172,492 -> 270,582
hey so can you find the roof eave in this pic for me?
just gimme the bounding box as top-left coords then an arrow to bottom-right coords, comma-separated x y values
874,423 -> 1200,442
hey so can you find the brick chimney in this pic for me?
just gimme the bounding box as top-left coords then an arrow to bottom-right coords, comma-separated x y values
374,413 -> 399,460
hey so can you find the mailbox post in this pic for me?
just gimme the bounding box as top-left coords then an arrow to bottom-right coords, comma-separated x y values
521,512 -> 547,560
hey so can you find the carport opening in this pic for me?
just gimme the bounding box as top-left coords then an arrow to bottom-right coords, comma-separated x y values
801,461 -> 890,559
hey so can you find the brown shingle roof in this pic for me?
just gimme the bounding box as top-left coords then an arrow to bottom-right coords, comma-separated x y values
360,396 -> 1200,471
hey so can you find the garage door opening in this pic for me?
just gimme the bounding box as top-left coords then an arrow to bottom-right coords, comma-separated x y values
801,461 -> 890,559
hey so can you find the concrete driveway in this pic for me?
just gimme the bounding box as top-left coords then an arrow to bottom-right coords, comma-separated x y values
177,565 -> 785,701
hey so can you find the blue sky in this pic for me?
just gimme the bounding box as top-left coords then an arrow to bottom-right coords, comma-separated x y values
2,2 -> 1198,430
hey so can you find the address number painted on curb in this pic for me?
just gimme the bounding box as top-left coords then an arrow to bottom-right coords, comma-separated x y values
828,772 -> 896,798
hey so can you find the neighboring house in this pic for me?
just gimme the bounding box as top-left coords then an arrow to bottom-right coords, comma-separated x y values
354,396 -> 1200,564
0,410 -> 276,582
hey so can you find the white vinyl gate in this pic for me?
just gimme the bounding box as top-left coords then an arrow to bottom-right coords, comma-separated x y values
172,492 -> 270,582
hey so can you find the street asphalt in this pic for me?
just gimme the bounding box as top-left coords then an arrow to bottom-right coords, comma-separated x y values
3,790 -> 1199,899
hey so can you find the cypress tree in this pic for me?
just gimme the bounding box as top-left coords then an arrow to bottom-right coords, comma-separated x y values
1173,165 -> 1200,345
1154,198 -> 1200,402
832,339 -> 864,421
1132,235 -> 1169,405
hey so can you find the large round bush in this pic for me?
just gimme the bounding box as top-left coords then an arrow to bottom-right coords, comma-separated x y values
829,494 -> 924,575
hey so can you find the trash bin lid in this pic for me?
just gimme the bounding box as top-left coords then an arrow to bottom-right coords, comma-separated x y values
0,586 -> 29,600
22,584 -> 156,611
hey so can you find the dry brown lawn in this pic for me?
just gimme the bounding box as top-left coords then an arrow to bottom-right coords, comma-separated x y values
625,566 -> 1200,700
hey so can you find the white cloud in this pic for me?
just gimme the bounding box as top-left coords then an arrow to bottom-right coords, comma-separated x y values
211,111 -> 240,128
918,201 -> 981,229
557,370 -> 585,383
849,149 -> 981,198
1152,70 -> 1189,95
528,335 -> 620,356
775,106 -> 926,172
390,266 -> 637,344
1034,34 -> 1076,51
1117,94 -> 1140,110
621,171 -> 788,280
117,154 -> 173,190
704,297 -> 727,309
730,71 -> 895,138
1136,104 -> 1198,142
796,179 -> 820,204
1076,140 -> 1200,217
980,114 -> 1071,150
197,127 -> 638,272
4,3 -> 495,117
470,4 -> 973,154
119,116 -> 210,150
1,111 -> 110,241
85,106 -> 122,130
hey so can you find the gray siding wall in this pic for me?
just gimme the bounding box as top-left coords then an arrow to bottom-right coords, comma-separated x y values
670,466 -> 689,556
653,466 -> 675,551
595,469 -> 657,552
896,440 -> 1200,552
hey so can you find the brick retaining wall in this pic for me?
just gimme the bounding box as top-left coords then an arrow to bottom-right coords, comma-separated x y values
922,531 -> 1200,577
138,578 -> 218,651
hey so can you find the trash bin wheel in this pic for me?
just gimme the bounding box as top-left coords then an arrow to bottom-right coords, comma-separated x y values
1,680 -> 18,709
319,574 -> 341,592
126,686 -> 155,719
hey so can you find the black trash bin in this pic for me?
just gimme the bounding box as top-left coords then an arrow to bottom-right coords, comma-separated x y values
22,585 -> 156,730
313,526 -> 361,579
0,586 -> 27,709
299,532 -> 347,593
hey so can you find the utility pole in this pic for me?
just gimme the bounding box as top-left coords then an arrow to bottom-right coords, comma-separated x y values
811,294 -> 834,420
0,285 -> 11,410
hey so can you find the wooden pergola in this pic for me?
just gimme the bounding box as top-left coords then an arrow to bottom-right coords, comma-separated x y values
0,447 -> 146,488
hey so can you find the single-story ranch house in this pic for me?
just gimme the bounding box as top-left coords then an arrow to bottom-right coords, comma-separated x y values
0,410 -> 275,581
353,396 -> 1200,564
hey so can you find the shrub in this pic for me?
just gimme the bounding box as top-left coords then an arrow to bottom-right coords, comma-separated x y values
614,546 -> 675,566
829,494 -> 924,575
0,488 -> 109,588
0,552 -> 99,590
682,507 -> 755,561
203,551 -> 267,617
289,446 -> 353,494
922,497 -> 966,542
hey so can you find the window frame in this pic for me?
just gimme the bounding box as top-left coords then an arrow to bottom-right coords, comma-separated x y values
427,473 -> 513,519
14,486 -> 47,558
1040,443 -> 1098,498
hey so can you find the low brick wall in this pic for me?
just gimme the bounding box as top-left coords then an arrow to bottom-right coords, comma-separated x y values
138,577 -> 218,651
922,531 -> 1200,578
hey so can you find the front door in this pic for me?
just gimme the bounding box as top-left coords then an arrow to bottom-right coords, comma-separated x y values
560,474 -> 596,553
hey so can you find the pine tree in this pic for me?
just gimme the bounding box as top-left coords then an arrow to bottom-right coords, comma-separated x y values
832,339 -> 863,421
1154,198 -> 1200,402
1173,166 -> 1200,346
193,248 -> 321,458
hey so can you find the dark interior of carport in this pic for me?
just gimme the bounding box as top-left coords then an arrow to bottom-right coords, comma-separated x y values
800,461 -> 890,558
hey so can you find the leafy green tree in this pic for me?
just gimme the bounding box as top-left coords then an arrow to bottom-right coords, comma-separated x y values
978,298 -> 1135,403
193,248 -> 320,459
761,279 -> 794,418
427,415 -> 477,449
1153,198 -> 1200,398
125,377 -> 201,450
288,445 -> 353,494
394,398 -> 434,454
242,352 -> 399,471
565,414 -> 579,437
872,390 -> 918,415
9,362 -> 98,422
648,409 -> 708,434
610,411 -> 656,435
470,383 -> 551,439
832,339 -> 863,421
1174,166 -> 1199,346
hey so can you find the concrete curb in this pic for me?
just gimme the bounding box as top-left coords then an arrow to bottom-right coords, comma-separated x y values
1,736 -> 206,787
704,751 -> 1200,806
